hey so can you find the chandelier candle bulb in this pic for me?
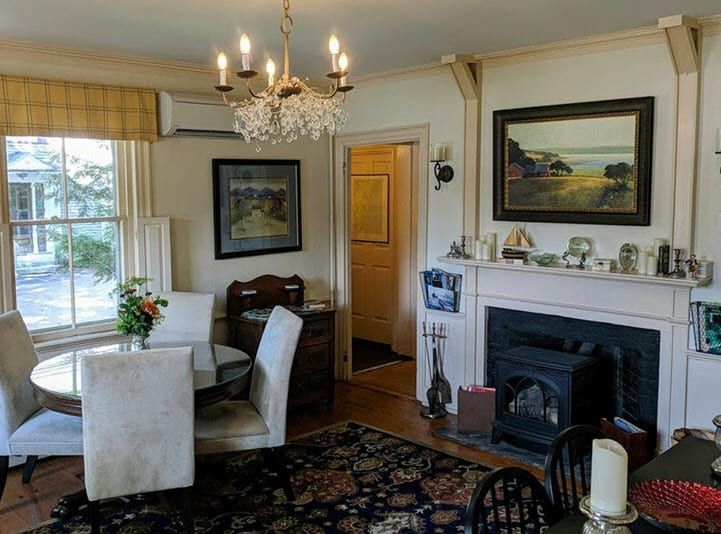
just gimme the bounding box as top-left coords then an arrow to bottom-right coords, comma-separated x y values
329,34 -> 340,71
590,439 -> 629,517
266,58 -> 276,85
338,53 -> 349,85
217,52 -> 228,86
240,34 -> 251,71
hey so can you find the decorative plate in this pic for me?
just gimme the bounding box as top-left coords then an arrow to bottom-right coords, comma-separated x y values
529,252 -> 556,267
618,243 -> 638,273
629,480 -> 721,532
566,237 -> 591,258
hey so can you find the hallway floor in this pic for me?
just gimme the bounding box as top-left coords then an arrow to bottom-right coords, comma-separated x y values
353,359 -> 416,399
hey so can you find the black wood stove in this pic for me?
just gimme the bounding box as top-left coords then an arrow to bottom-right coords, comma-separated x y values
491,345 -> 600,451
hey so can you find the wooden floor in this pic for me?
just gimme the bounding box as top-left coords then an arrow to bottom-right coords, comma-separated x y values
0,382 -> 537,533
352,359 -> 416,399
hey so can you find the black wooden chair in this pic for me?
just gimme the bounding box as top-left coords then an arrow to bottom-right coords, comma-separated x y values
544,424 -> 603,522
465,467 -> 552,534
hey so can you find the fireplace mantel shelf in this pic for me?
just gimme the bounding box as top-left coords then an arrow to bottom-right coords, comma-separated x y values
438,256 -> 712,288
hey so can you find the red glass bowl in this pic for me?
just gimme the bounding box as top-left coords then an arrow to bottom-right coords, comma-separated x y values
629,480 -> 721,532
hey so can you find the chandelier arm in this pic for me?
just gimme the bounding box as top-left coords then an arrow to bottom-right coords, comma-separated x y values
244,78 -> 269,99
294,79 -> 340,100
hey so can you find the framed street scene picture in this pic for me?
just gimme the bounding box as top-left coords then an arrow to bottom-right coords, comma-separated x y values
493,97 -> 654,225
212,159 -> 301,259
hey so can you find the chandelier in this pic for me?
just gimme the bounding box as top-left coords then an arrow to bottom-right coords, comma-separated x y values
214,0 -> 353,146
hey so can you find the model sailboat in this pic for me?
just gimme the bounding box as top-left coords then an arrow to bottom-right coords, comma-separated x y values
501,225 -> 534,260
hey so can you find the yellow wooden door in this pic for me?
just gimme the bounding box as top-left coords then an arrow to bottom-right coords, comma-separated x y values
350,146 -> 395,344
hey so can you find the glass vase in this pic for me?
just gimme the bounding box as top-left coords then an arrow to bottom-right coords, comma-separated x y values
130,334 -> 149,351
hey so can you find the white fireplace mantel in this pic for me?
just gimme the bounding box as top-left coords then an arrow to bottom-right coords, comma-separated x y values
428,256 -> 718,451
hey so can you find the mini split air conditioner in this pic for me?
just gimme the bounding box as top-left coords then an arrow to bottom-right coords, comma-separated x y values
158,91 -> 241,137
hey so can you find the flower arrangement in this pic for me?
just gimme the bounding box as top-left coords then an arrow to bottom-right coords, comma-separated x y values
115,276 -> 168,345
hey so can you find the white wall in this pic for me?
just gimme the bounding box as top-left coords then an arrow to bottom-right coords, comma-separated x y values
344,68 -> 466,265
150,136 -> 332,313
693,32 -> 721,300
480,42 -> 678,260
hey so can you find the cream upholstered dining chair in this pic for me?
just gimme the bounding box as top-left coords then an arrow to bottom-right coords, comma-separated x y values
149,291 -> 216,344
195,306 -> 303,499
81,347 -> 195,533
0,310 -> 83,501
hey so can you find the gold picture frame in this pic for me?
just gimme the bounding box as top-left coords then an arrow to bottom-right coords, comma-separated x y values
351,173 -> 389,243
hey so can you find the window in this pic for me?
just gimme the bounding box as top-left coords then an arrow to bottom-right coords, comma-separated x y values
4,136 -> 122,332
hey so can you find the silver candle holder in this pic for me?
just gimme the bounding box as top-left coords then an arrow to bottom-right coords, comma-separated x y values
579,496 -> 638,534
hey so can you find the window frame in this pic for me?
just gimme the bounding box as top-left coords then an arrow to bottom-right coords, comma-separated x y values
0,137 -> 147,343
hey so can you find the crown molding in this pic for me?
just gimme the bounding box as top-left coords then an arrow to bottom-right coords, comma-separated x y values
700,14 -> 721,35
477,25 -> 666,68
352,61 -> 447,87
0,37 -> 214,80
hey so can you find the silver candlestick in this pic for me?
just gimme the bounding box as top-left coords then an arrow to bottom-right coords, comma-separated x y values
579,496 -> 638,534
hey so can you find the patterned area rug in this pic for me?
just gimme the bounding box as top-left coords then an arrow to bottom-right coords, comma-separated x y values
26,421 -> 492,533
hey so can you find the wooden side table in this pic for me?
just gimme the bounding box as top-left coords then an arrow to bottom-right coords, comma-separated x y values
229,309 -> 335,407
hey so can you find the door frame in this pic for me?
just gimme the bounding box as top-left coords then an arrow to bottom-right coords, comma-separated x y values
331,124 -> 429,382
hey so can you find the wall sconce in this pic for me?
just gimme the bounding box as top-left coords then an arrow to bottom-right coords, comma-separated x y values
431,143 -> 454,191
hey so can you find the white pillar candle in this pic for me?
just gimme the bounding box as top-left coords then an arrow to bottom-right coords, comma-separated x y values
481,243 -> 491,261
432,144 -> 446,161
590,439 -> 628,517
486,232 -> 497,259
474,240 -> 482,260
636,248 -> 647,274
646,255 -> 658,276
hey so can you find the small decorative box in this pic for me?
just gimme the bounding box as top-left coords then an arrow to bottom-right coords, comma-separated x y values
592,258 -> 616,272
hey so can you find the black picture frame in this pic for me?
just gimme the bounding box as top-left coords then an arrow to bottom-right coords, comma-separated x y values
212,159 -> 302,259
493,97 -> 654,225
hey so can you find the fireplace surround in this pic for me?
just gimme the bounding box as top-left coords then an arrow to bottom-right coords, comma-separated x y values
488,307 -> 660,451
428,257 -> 717,450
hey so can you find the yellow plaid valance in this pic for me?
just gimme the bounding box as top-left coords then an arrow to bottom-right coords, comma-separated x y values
0,75 -> 157,141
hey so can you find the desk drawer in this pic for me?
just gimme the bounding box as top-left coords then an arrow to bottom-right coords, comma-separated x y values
293,344 -> 330,374
289,371 -> 330,405
299,318 -> 332,346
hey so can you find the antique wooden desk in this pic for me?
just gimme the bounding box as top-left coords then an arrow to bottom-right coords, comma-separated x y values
226,274 -> 335,407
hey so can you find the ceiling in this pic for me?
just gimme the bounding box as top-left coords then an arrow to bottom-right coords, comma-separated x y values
1,1 -> 719,78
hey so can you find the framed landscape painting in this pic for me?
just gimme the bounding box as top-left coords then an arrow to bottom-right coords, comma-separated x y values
212,159 -> 301,259
493,97 -> 654,225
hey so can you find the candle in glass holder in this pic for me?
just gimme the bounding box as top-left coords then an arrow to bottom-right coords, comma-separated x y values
590,439 -> 628,517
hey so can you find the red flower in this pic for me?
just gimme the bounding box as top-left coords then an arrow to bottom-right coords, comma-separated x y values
140,299 -> 160,317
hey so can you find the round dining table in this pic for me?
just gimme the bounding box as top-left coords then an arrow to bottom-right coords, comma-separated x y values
30,341 -> 253,416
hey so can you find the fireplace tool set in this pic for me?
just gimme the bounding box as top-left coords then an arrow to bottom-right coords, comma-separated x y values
421,321 -> 452,419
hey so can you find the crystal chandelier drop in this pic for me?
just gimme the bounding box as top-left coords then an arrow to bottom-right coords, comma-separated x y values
213,0 -> 353,146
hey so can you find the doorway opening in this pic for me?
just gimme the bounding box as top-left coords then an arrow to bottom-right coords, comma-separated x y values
348,144 -> 416,397
332,127 -> 428,401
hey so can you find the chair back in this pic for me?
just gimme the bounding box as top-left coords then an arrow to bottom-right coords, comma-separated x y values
81,347 -> 195,501
544,424 -> 604,521
249,306 -> 303,446
149,291 -> 216,344
465,467 -> 551,534
0,310 -> 40,455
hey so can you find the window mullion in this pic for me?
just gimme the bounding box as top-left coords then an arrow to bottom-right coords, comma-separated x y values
61,139 -> 77,329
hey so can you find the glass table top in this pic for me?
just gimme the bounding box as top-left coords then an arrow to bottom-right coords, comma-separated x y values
31,342 -> 252,398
